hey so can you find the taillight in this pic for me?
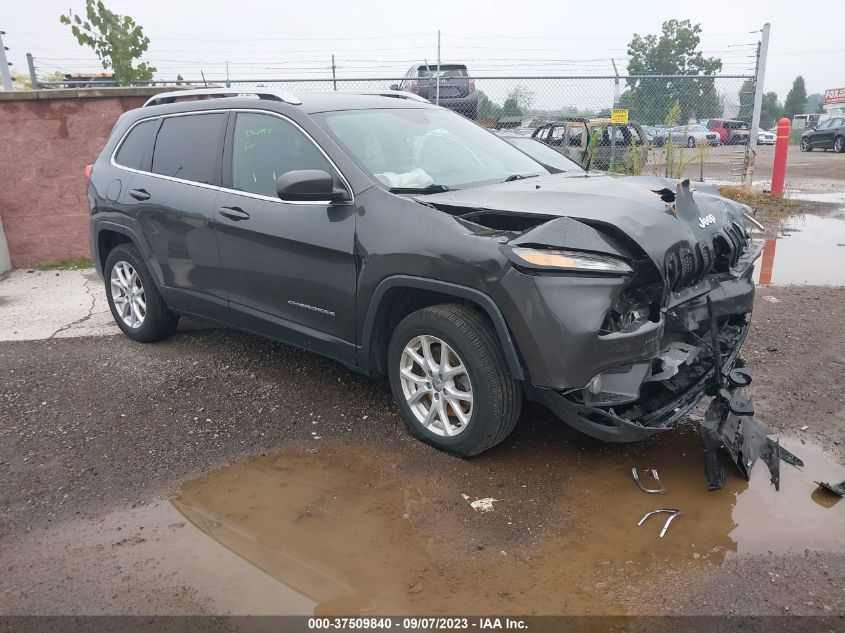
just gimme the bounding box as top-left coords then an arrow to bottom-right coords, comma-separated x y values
409,80 -> 419,93
84,164 -> 93,182
469,79 -> 475,91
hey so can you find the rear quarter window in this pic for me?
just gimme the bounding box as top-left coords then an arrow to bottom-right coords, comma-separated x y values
151,113 -> 227,185
114,119 -> 160,170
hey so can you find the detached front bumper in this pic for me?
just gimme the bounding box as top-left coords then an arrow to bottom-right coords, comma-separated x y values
526,315 -> 750,442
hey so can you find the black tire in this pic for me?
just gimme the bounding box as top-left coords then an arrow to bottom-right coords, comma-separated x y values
835,136 -> 845,153
800,137 -> 811,152
687,136 -> 696,148
387,304 -> 521,456
104,243 -> 179,342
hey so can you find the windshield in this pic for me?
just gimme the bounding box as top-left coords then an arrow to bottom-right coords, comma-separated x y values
506,136 -> 584,172
314,108 -> 547,190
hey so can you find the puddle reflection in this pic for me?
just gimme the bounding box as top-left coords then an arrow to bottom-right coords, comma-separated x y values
164,427 -> 844,615
755,213 -> 845,286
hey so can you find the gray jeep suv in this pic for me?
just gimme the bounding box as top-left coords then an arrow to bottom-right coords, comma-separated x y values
88,88 -> 761,458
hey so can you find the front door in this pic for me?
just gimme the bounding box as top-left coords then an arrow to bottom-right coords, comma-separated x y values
214,110 -> 357,361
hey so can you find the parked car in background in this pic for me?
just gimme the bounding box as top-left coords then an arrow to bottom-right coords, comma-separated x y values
641,125 -> 670,147
706,119 -> 750,145
756,127 -> 776,145
667,124 -> 720,147
531,117 -> 649,171
392,63 -> 478,119
799,116 -> 845,152
494,130 -> 586,172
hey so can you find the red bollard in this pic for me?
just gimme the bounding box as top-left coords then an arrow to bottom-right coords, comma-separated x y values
771,117 -> 791,197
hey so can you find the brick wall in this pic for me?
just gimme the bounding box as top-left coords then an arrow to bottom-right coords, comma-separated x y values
0,87 -> 163,268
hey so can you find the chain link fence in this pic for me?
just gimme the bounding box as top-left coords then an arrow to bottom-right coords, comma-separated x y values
43,73 -> 758,183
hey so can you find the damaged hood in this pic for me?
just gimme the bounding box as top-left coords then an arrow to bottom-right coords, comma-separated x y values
421,173 -> 749,274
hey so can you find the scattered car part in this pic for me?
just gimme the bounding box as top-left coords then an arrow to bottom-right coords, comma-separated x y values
632,467 -> 668,494
700,366 -> 803,491
814,480 -> 845,497
461,494 -> 499,512
637,509 -> 683,538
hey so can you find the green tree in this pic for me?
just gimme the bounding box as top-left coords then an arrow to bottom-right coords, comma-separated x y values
625,19 -> 723,124
760,92 -> 782,128
60,0 -> 155,85
477,90 -> 502,118
501,86 -> 533,118
806,93 -> 824,114
737,79 -> 754,123
782,76 -> 808,121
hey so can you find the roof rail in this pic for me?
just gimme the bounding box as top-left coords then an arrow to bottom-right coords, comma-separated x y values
361,90 -> 430,104
143,87 -> 301,108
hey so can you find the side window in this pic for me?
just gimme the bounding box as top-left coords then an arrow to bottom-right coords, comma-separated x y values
151,113 -> 226,185
114,119 -> 159,170
231,112 -> 334,198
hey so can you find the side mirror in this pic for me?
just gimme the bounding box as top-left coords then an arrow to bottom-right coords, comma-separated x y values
389,84 -> 399,91
276,170 -> 349,203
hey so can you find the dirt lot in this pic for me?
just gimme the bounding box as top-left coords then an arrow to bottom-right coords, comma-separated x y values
2,278 -> 845,619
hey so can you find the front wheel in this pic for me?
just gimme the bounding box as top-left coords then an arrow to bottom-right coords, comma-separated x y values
104,243 -> 179,342
800,137 -> 812,152
687,136 -> 696,148
835,136 -> 845,153
388,304 -> 521,456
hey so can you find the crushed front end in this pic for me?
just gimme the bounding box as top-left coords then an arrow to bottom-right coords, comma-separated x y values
519,181 -> 764,444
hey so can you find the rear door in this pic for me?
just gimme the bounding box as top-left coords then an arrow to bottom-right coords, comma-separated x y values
214,110 -> 357,359
118,111 -> 228,320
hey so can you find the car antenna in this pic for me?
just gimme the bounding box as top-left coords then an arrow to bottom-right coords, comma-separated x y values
200,70 -> 208,88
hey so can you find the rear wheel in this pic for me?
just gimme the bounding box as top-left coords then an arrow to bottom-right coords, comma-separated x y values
687,136 -> 696,148
835,136 -> 845,153
388,304 -> 521,456
105,244 -> 179,342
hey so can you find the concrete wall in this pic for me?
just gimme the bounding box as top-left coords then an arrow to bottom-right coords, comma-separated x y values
0,87 -> 163,268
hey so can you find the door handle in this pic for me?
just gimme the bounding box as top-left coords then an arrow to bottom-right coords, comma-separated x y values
128,188 -> 151,201
218,206 -> 250,221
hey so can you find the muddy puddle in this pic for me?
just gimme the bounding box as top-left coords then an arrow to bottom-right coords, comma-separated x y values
754,212 -> 845,286
57,426 -> 845,616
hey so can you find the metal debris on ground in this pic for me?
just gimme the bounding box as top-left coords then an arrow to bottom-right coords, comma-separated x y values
631,467 -> 668,494
814,479 -> 845,498
461,494 -> 499,513
637,509 -> 683,538
700,367 -> 804,491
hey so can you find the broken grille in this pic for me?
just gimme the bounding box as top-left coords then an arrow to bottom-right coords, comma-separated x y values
664,223 -> 747,291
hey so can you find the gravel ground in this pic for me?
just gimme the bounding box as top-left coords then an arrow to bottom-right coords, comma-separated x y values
1,282 -> 844,616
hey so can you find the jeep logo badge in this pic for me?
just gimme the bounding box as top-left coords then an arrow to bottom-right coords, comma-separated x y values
698,214 -> 716,229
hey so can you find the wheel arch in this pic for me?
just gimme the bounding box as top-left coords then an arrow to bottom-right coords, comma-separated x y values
360,276 -> 525,381
93,222 -> 162,288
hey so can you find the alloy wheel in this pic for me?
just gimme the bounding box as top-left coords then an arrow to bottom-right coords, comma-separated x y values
399,335 -> 473,437
836,137 -> 844,153
110,261 -> 146,328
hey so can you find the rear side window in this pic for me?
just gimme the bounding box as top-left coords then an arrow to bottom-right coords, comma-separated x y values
231,112 -> 334,198
114,119 -> 159,170
151,113 -> 226,185
417,65 -> 468,78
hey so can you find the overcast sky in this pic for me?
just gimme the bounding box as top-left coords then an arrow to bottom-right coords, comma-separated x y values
3,0 -> 842,99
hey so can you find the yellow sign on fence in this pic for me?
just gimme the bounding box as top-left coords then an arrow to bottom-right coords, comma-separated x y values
610,108 -> 629,124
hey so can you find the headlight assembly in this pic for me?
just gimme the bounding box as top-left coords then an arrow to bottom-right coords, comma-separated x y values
509,247 -> 633,275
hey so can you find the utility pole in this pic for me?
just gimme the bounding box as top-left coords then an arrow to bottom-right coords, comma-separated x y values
435,30 -> 441,106
610,58 -> 620,171
744,22 -> 770,187
26,52 -> 38,89
331,54 -> 337,91
225,60 -> 230,88
0,31 -> 14,91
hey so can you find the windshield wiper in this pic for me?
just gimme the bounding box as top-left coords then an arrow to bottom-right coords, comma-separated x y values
502,173 -> 540,182
389,184 -> 451,194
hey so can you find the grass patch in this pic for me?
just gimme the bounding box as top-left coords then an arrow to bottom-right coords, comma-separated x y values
718,186 -> 798,220
36,257 -> 94,271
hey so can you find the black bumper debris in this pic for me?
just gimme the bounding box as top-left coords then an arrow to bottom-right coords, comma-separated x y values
700,367 -> 803,491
